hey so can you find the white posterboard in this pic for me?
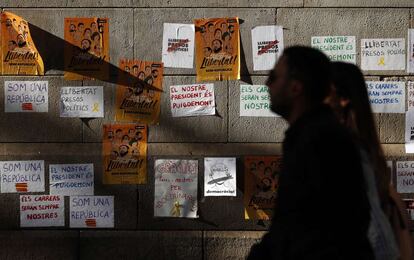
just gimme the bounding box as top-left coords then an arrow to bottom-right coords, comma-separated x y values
170,83 -> 215,117
0,160 -> 45,193
60,86 -> 104,118
20,195 -> 64,227
361,38 -> 405,71
4,81 -> 48,112
240,85 -> 278,117
251,25 -> 284,71
49,164 -> 94,196
70,196 -> 114,228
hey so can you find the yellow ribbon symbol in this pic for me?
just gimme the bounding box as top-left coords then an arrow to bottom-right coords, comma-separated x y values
92,103 -> 99,112
378,57 -> 385,66
170,201 -> 183,217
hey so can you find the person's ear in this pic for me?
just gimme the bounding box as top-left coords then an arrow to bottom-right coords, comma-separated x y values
339,98 -> 350,108
289,80 -> 304,97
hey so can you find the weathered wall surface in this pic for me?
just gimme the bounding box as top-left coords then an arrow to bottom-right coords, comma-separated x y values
0,1 -> 413,259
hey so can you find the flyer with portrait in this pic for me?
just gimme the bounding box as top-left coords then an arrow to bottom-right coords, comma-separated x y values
1,11 -> 44,75
244,156 -> 282,220
194,17 -> 240,82
102,124 -> 147,184
115,59 -> 163,124
64,17 -> 109,80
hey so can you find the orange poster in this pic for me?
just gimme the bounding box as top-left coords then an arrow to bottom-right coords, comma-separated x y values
115,59 -> 163,124
64,17 -> 109,80
103,124 -> 147,184
194,17 -> 240,82
244,156 -> 282,220
0,11 -> 44,75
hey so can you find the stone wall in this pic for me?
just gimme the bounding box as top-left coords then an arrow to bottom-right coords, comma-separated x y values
0,1 -> 413,259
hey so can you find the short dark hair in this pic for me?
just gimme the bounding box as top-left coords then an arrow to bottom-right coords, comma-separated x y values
282,46 -> 331,105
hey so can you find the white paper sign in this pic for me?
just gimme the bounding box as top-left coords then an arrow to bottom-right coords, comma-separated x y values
311,36 -> 356,63
407,81 -> 414,111
162,23 -> 195,68
170,83 -> 215,117
60,86 -> 104,118
204,157 -> 236,197
405,109 -> 414,153
396,161 -> 414,193
407,29 -> 414,73
366,81 -> 405,113
70,196 -> 114,228
50,164 -> 94,196
251,25 -> 284,71
20,195 -> 64,227
4,81 -> 48,112
240,85 -> 278,117
154,159 -> 198,218
0,160 -> 45,193
361,38 -> 405,71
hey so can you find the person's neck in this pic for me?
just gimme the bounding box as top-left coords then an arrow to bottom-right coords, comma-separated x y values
286,101 -> 319,125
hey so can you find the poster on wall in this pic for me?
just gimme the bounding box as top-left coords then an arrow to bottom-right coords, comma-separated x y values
396,161 -> 414,193
361,38 -> 405,71
240,84 -> 278,117
20,195 -> 64,227
403,199 -> 414,220
405,109 -> 414,153
0,160 -> 45,193
60,86 -> 104,118
366,81 -> 405,113
4,81 -> 48,112
251,25 -> 284,71
170,83 -> 215,117
407,29 -> 414,73
194,17 -> 240,81
64,17 -> 109,80
69,196 -> 114,228
408,81 -> 414,110
102,124 -> 147,184
162,23 -> 195,68
154,159 -> 198,218
49,164 -> 94,196
244,156 -> 282,220
115,59 -> 163,124
204,157 -> 236,197
0,11 -> 44,75
311,36 -> 356,64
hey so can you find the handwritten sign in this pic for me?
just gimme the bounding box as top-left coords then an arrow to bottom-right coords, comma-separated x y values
170,83 -> 215,117
240,84 -> 278,117
162,23 -> 195,68
407,29 -> 414,73
60,86 -> 104,118
366,81 -> 405,113
204,157 -> 236,197
251,26 -> 284,71
311,36 -> 356,63
49,164 -> 94,196
4,81 -> 48,112
70,196 -> 114,228
0,160 -> 44,193
396,161 -> 414,193
20,195 -> 64,227
154,159 -> 198,218
361,38 -> 405,71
